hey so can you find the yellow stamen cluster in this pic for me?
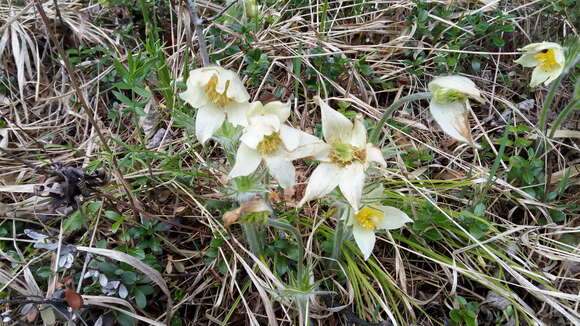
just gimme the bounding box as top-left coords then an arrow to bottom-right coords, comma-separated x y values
356,205 -> 383,231
534,49 -> 560,72
329,142 -> 366,168
205,75 -> 232,108
257,132 -> 283,155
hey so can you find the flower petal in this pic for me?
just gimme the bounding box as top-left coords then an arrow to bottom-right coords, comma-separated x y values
514,53 -> 538,68
229,144 -> 262,179
316,96 -> 353,143
179,83 -> 210,108
265,157 -> 296,189
350,115 -> 367,147
285,142 -> 331,161
352,223 -> 376,260
241,115 -> 281,149
279,124 -> 322,151
196,105 -> 225,144
338,162 -> 365,209
378,206 -> 413,230
219,68 -> 250,103
519,42 -> 562,53
263,101 -> 291,123
429,100 -> 473,144
428,75 -> 483,103
530,67 -> 553,88
225,102 -> 251,127
365,144 -> 386,168
298,163 -> 340,206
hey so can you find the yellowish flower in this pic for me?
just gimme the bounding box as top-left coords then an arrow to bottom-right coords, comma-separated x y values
179,66 -> 251,144
347,186 -> 412,260
514,42 -> 565,87
428,75 -> 484,146
298,97 -> 386,210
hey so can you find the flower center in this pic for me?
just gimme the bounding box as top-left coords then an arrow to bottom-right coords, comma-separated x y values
433,87 -> 468,104
533,49 -> 560,72
329,142 -> 366,168
257,132 -> 283,156
205,75 -> 232,108
356,205 -> 383,231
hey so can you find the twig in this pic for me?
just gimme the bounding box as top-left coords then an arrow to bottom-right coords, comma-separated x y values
186,0 -> 210,66
34,0 -> 143,222
204,1 -> 238,23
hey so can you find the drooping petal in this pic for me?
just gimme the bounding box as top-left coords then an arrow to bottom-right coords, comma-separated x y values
265,157 -> 296,189
338,162 -> 365,209
279,124 -> 322,152
514,53 -> 538,68
316,96 -> 353,143
225,101 -> 251,127
365,144 -> 386,168
298,163 -> 341,206
378,206 -> 413,230
195,105 -> 226,144
428,75 -> 484,103
352,223 -> 376,260
530,67 -> 554,88
429,100 -> 473,144
350,114 -> 367,147
229,144 -> 263,179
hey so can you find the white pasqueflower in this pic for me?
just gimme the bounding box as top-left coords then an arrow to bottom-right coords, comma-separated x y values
428,75 -> 484,146
514,42 -> 565,87
298,97 -> 386,210
179,66 -> 251,144
228,101 -> 322,189
348,204 -> 412,260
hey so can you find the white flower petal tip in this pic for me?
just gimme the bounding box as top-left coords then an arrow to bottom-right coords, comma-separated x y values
514,42 -> 565,87
181,66 -> 252,142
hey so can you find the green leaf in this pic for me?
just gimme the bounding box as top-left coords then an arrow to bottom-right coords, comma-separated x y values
64,211 -> 85,232
104,210 -> 121,221
37,266 -> 52,278
116,312 -> 135,326
112,221 -> 122,234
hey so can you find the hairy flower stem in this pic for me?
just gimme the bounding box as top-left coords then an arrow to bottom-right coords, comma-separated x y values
241,223 -> 263,256
538,75 -> 563,135
296,296 -> 310,326
330,207 -> 349,265
369,92 -> 433,143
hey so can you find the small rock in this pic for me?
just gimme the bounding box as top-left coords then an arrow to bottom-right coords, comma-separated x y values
516,99 -> 535,111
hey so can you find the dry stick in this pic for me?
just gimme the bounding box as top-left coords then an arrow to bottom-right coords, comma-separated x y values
33,3 -> 143,221
186,0 -> 210,66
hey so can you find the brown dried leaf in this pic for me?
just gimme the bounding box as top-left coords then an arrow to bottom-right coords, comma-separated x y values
223,207 -> 242,228
65,289 -> 84,311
